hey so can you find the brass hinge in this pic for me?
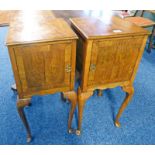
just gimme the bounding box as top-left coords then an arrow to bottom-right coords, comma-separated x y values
90,64 -> 96,71
65,64 -> 72,73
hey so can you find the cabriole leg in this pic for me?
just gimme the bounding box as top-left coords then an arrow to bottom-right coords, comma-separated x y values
115,85 -> 134,127
76,87 -> 93,135
63,91 -> 77,134
17,98 -> 32,143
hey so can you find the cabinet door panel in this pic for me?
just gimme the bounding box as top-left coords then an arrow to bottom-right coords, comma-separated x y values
88,36 -> 144,86
14,42 -> 72,93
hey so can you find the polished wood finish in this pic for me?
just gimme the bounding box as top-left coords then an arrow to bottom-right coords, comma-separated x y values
52,10 -> 87,24
6,11 -> 78,142
0,10 -> 55,26
7,19 -> 76,45
70,17 -> 149,39
70,16 -> 150,134
0,10 -> 17,26
52,10 -> 116,24
125,16 -> 155,27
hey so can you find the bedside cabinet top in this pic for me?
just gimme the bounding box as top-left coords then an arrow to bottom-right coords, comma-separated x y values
70,16 -> 150,40
6,12 -> 78,45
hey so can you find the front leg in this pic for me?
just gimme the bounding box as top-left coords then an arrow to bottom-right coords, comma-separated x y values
115,85 -> 134,127
63,91 -> 77,133
76,87 -> 93,135
17,97 -> 32,143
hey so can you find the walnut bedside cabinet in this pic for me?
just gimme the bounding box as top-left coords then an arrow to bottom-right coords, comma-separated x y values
70,16 -> 150,135
6,16 -> 78,142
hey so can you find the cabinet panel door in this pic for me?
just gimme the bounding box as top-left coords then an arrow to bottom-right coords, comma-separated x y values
88,36 -> 144,86
14,42 -> 72,93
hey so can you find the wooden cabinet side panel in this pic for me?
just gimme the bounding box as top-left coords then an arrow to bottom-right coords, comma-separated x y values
76,36 -> 84,73
130,35 -> 148,83
80,40 -> 93,91
70,40 -> 77,90
8,46 -> 23,98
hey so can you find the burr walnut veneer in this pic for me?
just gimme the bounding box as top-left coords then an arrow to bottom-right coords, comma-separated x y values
6,12 -> 78,142
70,16 -> 150,135
0,10 -> 55,26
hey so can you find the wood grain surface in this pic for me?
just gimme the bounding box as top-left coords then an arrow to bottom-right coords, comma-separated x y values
6,15 -> 77,45
70,16 -> 150,40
